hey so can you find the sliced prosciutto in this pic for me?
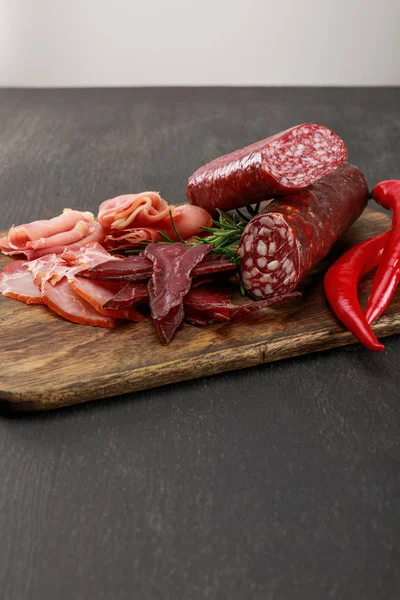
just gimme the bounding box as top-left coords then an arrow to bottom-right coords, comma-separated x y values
60,243 -> 144,322
8,209 -> 94,249
145,243 -> 212,344
27,254 -> 62,287
21,222 -> 105,260
103,204 -> 213,250
0,261 -> 43,304
69,277 -> 144,322
26,220 -> 91,250
98,192 -> 172,230
42,276 -> 115,328
0,208 -> 105,260
184,286 -> 301,326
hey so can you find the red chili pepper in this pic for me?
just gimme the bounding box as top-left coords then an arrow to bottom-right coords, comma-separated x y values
324,232 -> 389,351
365,180 -> 400,324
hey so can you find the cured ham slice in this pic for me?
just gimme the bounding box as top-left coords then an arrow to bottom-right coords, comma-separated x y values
69,277 -> 144,322
98,192 -> 171,230
41,276 -> 115,328
27,254 -> 62,287
27,220 -> 91,250
103,204 -> 213,250
0,209 -> 105,260
8,209 -> 94,249
19,223 -> 105,260
0,261 -> 42,304
145,243 -> 212,344
59,243 -> 144,322
61,242 -> 115,267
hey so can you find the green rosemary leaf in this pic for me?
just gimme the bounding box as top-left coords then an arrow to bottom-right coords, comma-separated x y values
168,209 -> 187,244
216,209 -> 236,226
157,231 -> 176,244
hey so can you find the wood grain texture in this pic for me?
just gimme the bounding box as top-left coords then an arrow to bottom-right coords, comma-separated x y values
0,208 -> 398,411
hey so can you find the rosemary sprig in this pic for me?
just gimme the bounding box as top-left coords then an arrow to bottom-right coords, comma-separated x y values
121,202 -> 263,261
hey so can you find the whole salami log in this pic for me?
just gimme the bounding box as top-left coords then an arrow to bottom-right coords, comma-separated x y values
238,163 -> 369,299
186,123 -> 348,212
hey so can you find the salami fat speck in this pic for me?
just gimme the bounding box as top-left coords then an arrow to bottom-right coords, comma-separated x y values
238,163 -> 369,299
186,123 -> 348,212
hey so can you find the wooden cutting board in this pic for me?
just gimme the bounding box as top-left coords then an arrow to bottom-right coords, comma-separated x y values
1,207 -> 399,412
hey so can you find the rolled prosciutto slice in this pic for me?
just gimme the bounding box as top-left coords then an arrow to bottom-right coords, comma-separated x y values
7,209 -> 94,249
103,204 -> 212,250
98,191 -> 212,250
0,210 -> 105,260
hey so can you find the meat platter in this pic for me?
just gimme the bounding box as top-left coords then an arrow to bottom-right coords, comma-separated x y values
1,123 -> 400,410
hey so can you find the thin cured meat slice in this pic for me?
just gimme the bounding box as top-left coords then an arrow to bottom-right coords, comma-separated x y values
0,261 -> 43,304
39,261 -> 113,328
21,222 -> 106,260
102,204 -> 212,250
77,254 -> 154,281
77,251 -> 235,282
184,286 -> 300,326
69,277 -> 144,322
42,276 -> 115,328
103,282 -> 149,310
191,254 -> 236,277
187,123 -> 348,212
59,243 -> 144,322
1,221 -> 105,260
27,254 -> 61,288
145,243 -> 212,344
7,209 -> 94,249
60,242 -> 115,268
238,163 -> 369,300
27,220 -> 91,250
98,192 -> 172,230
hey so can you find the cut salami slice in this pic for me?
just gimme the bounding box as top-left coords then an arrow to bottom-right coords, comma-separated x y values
187,123 -> 348,212
0,261 -> 43,304
145,243 -> 212,344
238,163 -> 369,299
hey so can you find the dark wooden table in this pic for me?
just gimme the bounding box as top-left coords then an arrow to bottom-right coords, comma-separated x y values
1,88 -> 399,600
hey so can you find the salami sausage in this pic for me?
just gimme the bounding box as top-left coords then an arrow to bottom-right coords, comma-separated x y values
238,163 -> 369,299
186,123 -> 348,213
